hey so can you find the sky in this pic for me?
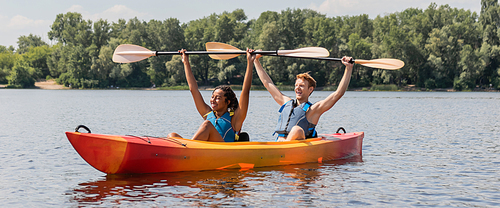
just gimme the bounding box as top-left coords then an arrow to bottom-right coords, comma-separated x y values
0,0 -> 482,48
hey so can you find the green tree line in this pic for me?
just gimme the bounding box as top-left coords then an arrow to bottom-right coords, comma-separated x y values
1,0 -> 499,90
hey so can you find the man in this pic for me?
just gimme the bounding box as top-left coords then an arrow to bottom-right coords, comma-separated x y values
253,53 -> 354,141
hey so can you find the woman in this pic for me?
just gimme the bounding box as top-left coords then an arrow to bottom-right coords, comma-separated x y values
167,48 -> 256,142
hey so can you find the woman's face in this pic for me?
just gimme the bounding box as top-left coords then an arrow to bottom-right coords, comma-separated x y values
210,89 -> 229,111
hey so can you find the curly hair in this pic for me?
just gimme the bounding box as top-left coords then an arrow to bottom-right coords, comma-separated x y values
213,85 -> 239,111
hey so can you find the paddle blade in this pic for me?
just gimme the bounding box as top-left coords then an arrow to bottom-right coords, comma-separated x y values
206,42 -> 244,60
113,44 -> 156,63
355,58 -> 405,70
209,53 -> 242,60
278,47 -> 329,58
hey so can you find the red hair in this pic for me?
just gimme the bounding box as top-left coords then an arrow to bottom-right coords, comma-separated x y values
296,72 -> 316,89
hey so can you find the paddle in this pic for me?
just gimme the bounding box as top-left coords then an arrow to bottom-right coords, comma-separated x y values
112,44 -> 330,63
268,55 -> 405,70
205,42 -> 330,60
207,43 -> 404,70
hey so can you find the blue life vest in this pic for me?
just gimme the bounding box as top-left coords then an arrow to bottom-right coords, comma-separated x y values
274,100 -> 317,138
205,111 -> 236,142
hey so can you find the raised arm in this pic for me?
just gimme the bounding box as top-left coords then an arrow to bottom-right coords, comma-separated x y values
308,56 -> 354,123
180,49 -> 211,118
253,54 -> 291,106
232,48 -> 255,131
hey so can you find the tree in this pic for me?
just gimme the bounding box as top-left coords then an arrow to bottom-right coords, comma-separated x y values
16,34 -> 48,54
479,0 -> 500,88
46,43 -> 67,78
92,19 -> 111,53
303,16 -> 338,50
258,21 -> 280,50
425,26 -> 461,87
145,18 -> 185,87
7,59 -> 36,88
89,41 -> 116,87
55,43 -> 94,88
246,11 -> 279,48
164,55 -> 185,86
455,44 -> 484,90
109,19 -> 127,39
48,12 -> 87,45
278,8 -> 308,49
22,45 -> 52,79
183,9 -> 249,85
372,13 -> 415,86
0,48 -> 17,83
347,33 -> 373,87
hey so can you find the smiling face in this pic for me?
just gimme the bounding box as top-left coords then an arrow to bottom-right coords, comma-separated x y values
210,89 -> 229,111
295,78 -> 314,101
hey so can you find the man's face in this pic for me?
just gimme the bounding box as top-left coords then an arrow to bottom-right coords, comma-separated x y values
295,78 -> 313,100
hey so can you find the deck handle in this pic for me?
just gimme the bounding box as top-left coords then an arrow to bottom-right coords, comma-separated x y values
75,125 -> 91,133
336,127 -> 346,134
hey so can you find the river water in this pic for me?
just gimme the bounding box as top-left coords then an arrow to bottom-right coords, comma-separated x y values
0,89 -> 499,207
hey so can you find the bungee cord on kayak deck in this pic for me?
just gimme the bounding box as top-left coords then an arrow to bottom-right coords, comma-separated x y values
125,135 -> 151,144
126,134 -> 188,147
159,137 -> 187,147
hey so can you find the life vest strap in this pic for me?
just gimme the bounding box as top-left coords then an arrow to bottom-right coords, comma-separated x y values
278,100 -> 293,113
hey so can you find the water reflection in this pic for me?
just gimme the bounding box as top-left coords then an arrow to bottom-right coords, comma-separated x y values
70,157 -> 362,206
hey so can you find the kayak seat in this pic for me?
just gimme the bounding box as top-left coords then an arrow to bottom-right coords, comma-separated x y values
236,132 -> 250,142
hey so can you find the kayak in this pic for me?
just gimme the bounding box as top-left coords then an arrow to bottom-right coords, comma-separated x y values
66,130 -> 363,174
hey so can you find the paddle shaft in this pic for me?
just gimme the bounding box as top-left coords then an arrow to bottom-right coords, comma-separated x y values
156,51 -> 387,67
156,50 -> 278,56
269,54 -> 354,63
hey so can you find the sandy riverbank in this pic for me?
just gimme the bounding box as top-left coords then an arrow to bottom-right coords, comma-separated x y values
0,80 -> 67,89
34,80 -> 67,89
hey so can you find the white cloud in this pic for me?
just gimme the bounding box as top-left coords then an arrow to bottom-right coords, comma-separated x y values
66,4 -> 148,22
0,4 -> 149,47
8,15 -> 50,30
308,0 -> 400,18
99,5 -> 148,21
65,5 -> 87,14
0,14 -> 52,47
309,0 -> 359,16
308,0 -> 481,18
1,4 -> 148,47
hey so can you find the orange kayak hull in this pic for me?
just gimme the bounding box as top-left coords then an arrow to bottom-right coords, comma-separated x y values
66,132 -> 363,174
